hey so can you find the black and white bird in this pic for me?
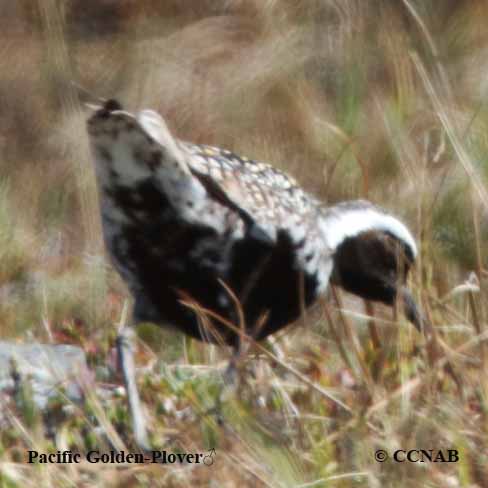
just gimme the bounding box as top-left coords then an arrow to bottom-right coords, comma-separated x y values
87,99 -> 423,448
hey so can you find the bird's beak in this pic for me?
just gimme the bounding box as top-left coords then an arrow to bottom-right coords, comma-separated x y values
400,286 -> 425,332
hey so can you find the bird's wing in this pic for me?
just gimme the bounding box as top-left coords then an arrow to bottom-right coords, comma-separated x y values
180,141 -> 317,231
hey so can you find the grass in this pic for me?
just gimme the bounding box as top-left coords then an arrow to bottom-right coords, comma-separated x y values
1,1 -> 488,486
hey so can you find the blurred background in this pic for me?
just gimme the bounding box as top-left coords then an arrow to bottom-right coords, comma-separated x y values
1,1 -> 488,486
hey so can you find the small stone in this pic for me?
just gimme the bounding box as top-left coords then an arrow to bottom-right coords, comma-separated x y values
0,341 -> 88,411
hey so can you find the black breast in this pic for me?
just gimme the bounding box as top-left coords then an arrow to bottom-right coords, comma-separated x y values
104,179 -> 319,346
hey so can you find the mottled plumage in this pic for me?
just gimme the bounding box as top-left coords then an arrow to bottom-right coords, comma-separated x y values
87,100 -> 421,345
87,99 -> 422,448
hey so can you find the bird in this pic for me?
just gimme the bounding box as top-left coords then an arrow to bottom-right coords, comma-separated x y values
86,98 -> 423,449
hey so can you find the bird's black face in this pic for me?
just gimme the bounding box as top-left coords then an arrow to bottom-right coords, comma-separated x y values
331,230 -> 423,330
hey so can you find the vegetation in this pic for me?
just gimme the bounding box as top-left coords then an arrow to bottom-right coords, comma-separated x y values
1,1 -> 488,486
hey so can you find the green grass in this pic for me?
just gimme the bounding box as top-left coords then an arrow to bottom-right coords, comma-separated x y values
1,1 -> 488,486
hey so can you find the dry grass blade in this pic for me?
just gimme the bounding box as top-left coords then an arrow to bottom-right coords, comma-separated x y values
412,52 -> 488,212
367,328 -> 488,418
179,298 -> 352,414
331,287 -> 375,393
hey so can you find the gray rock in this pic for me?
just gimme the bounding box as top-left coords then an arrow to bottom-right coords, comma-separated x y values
0,341 -> 88,411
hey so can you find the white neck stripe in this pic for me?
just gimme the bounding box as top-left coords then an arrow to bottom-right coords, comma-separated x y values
319,204 -> 417,258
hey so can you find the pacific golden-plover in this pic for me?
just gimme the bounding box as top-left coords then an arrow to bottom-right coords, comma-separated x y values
87,99 -> 422,449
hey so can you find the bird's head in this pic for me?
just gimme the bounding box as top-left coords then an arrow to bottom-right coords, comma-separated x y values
322,201 -> 424,330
